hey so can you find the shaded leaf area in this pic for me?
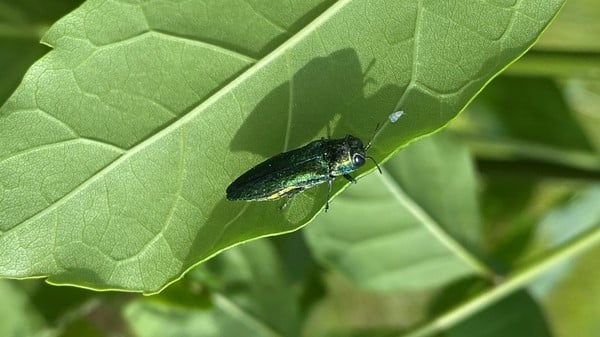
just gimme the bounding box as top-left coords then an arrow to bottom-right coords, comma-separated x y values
0,0 -> 85,104
305,132 -> 483,291
125,239 -> 300,337
301,272 -> 435,336
0,280 -> 47,337
455,75 -> 599,175
465,76 -> 592,151
425,278 -> 553,337
439,290 -> 552,337
269,229 -> 327,314
321,329 -> 402,337
0,278 -> 130,337
476,175 -> 582,270
0,0 -> 564,292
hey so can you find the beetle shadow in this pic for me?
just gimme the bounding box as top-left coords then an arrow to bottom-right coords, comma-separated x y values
230,48 -> 402,157
183,50 -> 403,267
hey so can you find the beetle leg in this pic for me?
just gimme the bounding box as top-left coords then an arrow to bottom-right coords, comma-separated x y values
343,174 -> 357,184
325,178 -> 333,212
279,188 -> 303,211
279,197 -> 291,211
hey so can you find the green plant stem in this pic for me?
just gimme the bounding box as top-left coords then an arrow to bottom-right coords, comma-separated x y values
401,222 -> 600,337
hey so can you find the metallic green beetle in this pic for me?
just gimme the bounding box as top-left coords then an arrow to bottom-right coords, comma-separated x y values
226,134 -> 381,211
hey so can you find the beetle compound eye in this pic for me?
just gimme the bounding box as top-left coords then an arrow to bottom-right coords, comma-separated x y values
353,154 -> 365,167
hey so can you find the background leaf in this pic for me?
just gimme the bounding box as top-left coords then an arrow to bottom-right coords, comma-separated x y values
0,280 -> 47,337
305,132 -> 485,291
462,76 -> 592,151
125,239 -> 299,337
515,186 -> 600,337
442,291 -> 552,337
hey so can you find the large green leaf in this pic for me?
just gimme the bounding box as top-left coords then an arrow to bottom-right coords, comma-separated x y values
304,132 -> 485,291
0,0 -> 564,292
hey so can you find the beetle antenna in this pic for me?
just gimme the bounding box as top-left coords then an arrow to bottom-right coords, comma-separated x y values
365,123 -> 381,151
367,156 -> 382,174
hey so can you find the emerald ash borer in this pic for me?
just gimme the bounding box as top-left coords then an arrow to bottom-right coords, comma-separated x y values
226,133 -> 381,211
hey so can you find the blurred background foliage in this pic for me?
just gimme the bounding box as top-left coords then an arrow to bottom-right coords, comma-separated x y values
1,0 -> 600,336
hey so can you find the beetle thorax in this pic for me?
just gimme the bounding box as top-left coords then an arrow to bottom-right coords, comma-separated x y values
327,136 -> 366,176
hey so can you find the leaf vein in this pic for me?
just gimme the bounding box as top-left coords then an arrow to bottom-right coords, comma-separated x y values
241,0 -> 289,34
